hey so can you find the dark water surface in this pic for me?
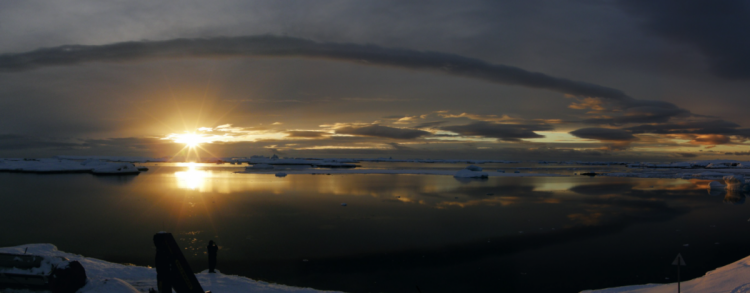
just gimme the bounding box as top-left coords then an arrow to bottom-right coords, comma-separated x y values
1,163 -> 750,292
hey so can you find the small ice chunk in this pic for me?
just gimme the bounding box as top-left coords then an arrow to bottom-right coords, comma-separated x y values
724,175 -> 745,190
453,169 -> 488,178
709,181 -> 726,190
514,170 -> 520,173
497,169 -> 505,173
466,165 -> 483,171
275,172 -> 287,177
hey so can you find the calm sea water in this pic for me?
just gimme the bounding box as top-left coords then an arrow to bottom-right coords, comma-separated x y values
1,163 -> 749,293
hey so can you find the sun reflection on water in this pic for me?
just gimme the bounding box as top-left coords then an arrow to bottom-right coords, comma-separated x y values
170,163 -> 290,193
174,162 -> 209,191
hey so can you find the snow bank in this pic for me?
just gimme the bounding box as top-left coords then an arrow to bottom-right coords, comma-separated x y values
583,253 -> 750,293
0,244 -> 342,293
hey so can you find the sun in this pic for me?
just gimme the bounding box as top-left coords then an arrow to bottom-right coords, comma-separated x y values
174,133 -> 203,147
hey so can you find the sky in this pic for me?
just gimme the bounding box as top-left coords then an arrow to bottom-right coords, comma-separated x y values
0,0 -> 749,161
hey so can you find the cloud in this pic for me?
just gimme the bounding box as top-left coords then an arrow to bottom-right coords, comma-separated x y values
1,35 -> 714,133
440,121 -> 552,141
624,120 -> 742,134
0,134 -> 81,150
581,101 -> 691,125
335,125 -> 430,139
387,142 -> 412,151
285,131 -> 329,138
414,121 -> 447,129
618,0 -> 750,79
689,134 -> 731,145
0,35 -> 632,100
569,128 -> 636,141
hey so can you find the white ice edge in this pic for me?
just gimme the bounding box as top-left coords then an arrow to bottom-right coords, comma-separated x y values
583,253 -> 750,292
0,244 -> 343,293
236,168 -> 563,177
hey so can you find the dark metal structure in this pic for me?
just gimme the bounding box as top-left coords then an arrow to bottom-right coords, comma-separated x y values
153,232 -> 206,293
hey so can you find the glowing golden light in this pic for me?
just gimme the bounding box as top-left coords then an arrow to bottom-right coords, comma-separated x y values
174,162 -> 209,191
174,133 -> 204,147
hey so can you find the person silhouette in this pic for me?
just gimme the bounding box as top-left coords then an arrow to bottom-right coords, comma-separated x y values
207,240 -> 218,273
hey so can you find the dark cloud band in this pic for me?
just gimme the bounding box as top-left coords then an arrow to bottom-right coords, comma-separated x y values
569,128 -> 636,141
440,122 -> 552,141
335,125 -> 429,139
0,35 -> 631,101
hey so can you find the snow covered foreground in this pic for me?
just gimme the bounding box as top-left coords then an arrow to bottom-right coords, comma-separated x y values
583,255 -> 750,293
0,244 -> 341,293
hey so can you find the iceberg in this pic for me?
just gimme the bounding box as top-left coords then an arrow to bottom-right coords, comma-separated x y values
723,175 -> 745,191
246,163 -> 274,170
708,181 -> 726,190
466,165 -> 483,171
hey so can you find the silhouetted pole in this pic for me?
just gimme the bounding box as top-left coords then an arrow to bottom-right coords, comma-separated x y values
208,240 -> 218,273
672,253 -> 686,293
153,234 -> 172,293
153,232 -> 205,293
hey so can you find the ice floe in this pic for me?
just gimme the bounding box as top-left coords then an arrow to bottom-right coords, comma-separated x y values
0,158 -> 141,175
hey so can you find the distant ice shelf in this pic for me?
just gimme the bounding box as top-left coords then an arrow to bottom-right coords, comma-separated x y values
0,158 -> 142,175
236,168 -> 560,177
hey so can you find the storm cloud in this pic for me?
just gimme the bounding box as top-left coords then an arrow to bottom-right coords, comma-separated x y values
335,125 -> 429,139
569,128 -> 637,141
440,122 -> 552,141
581,101 -> 691,125
618,0 -> 750,79
0,35 -> 632,100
